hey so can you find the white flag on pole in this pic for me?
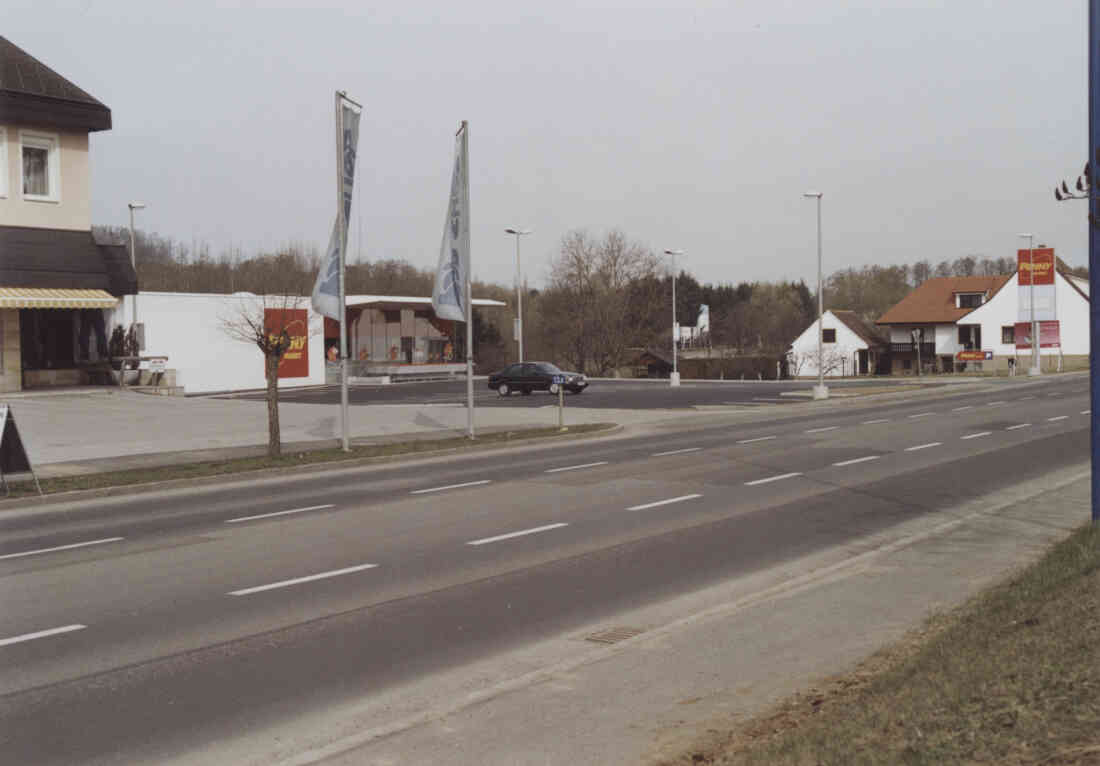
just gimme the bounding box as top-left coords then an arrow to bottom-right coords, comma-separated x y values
432,129 -> 469,322
311,96 -> 361,320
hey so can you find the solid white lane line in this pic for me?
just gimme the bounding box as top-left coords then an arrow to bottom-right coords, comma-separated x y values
805,426 -> 838,434
745,472 -> 802,487
908,412 -> 936,419
737,436 -> 776,444
1006,423 -> 1032,430
544,461 -> 609,473
627,494 -> 703,511
229,564 -> 378,596
226,505 -> 335,524
905,442 -> 942,452
961,431 -> 992,440
833,455 -> 880,467
0,624 -> 86,648
950,406 -> 973,412
862,418 -> 890,424
467,523 -> 569,546
987,400 -> 1006,406
0,537 -> 125,561
1047,415 -> 1069,422
410,480 -> 491,495
652,447 -> 702,457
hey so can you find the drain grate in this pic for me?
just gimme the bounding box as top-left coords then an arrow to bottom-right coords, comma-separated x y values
585,626 -> 644,644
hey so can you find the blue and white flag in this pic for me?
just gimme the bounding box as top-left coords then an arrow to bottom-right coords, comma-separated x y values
312,94 -> 361,320
432,127 -> 469,323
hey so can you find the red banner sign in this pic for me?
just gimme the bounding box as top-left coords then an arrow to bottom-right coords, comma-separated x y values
956,350 -> 993,361
1014,320 -> 1060,349
264,308 -> 310,378
1017,248 -> 1055,286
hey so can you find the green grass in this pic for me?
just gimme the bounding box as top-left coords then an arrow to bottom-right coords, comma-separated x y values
666,523 -> 1100,766
3,423 -> 615,500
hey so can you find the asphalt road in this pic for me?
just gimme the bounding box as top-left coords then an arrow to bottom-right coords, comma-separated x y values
215,376 -> 944,409
0,375 -> 1089,764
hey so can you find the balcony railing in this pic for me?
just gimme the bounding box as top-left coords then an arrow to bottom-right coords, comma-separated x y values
889,343 -> 936,356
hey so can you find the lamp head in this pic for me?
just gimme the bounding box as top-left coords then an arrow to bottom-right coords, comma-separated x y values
803,191 -> 822,199
128,202 -> 146,211
505,228 -> 532,235
663,249 -> 685,256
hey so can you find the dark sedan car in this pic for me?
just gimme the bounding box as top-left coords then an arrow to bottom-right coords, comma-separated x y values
487,362 -> 589,396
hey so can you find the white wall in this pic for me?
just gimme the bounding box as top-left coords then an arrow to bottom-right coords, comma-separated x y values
788,310 -> 866,378
934,324 -> 957,355
109,292 -> 326,393
963,273 -> 1088,357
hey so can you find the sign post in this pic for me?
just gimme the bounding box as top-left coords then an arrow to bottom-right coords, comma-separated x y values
0,405 -> 42,496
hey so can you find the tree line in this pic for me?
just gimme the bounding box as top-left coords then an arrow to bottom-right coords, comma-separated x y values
99,225 -> 1087,378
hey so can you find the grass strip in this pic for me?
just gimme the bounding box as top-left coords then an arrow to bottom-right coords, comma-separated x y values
3,423 -> 614,500
667,522 -> 1100,766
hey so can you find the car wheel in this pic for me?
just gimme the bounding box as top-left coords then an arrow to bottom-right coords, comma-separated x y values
549,383 -> 560,395
521,388 -> 532,395
498,383 -> 511,396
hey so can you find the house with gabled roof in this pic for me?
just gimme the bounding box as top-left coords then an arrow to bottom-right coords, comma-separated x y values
0,35 -> 136,392
787,309 -> 888,377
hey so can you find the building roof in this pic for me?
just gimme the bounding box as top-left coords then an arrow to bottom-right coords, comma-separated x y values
876,275 -> 1011,325
345,295 -> 506,309
0,36 -> 111,131
831,310 -> 887,348
0,225 -> 136,296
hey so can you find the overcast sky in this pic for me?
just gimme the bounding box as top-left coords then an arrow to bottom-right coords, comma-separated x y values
7,0 -> 1089,288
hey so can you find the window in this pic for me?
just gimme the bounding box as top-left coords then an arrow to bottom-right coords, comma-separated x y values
902,358 -> 912,370
957,293 -> 984,308
822,328 -> 836,343
382,310 -> 401,323
1002,325 -> 1015,344
0,127 -> 7,198
20,131 -> 60,202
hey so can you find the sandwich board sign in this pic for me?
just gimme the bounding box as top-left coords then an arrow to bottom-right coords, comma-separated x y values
0,405 -> 42,495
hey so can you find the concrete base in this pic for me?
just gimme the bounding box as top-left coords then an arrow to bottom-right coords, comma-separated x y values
670,372 -> 681,387
1028,367 -> 1042,377
812,384 -> 830,400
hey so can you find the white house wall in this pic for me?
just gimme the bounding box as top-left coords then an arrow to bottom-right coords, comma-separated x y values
110,292 -> 326,393
962,273 -> 1088,357
788,310 -> 867,378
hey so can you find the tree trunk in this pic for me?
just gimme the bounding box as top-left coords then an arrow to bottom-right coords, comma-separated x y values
265,353 -> 281,457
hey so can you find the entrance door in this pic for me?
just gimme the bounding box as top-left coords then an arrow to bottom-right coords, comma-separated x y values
857,349 -> 868,375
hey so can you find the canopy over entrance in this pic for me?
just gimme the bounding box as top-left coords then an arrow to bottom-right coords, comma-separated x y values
0,287 -> 119,309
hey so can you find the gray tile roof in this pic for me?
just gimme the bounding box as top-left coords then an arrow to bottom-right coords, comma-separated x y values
0,36 -> 111,131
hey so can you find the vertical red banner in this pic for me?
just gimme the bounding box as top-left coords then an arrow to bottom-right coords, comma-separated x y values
264,308 -> 310,378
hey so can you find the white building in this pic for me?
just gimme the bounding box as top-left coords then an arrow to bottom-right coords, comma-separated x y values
788,309 -> 887,378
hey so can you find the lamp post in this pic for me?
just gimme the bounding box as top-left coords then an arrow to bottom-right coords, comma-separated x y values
505,227 -> 532,363
663,249 -> 685,387
803,192 -> 828,399
127,202 -> 145,333
1018,233 -> 1040,376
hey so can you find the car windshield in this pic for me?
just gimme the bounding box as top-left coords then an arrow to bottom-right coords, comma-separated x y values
535,363 -> 563,374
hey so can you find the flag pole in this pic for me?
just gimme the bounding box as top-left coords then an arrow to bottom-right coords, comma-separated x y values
461,120 -> 474,439
336,91 -> 350,452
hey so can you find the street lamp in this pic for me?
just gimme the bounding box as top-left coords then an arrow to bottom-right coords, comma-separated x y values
663,249 -> 685,387
128,202 -> 145,333
505,227 -> 532,363
803,192 -> 828,399
1018,233 -> 1040,376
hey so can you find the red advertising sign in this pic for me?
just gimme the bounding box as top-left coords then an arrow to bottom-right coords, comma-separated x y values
1014,320 -> 1060,349
264,308 -> 310,378
955,350 -> 993,361
1017,248 -> 1055,286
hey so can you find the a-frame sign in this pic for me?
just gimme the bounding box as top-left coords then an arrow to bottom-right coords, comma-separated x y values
0,405 -> 42,496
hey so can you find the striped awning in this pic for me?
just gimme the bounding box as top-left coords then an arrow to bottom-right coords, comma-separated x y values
0,287 -> 120,309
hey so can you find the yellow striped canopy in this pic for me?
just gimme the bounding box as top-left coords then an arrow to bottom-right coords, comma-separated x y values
0,287 -> 120,309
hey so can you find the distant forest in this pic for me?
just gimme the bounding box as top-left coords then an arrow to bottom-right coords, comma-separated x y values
95,225 -> 1089,376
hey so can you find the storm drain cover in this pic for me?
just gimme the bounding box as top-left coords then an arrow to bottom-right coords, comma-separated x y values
585,626 -> 644,644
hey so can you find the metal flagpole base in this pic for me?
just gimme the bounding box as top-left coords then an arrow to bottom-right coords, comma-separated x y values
812,385 -> 830,400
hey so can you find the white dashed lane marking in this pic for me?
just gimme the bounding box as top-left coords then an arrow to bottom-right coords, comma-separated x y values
833,455 -> 880,467
745,472 -> 802,487
467,523 -> 569,546
0,538 -> 124,561
961,432 -> 992,440
626,494 -> 703,512
905,442 -> 941,451
0,625 -> 86,648
1007,423 -> 1031,431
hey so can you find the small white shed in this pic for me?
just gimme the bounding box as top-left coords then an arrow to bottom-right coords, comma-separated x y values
788,309 -> 885,378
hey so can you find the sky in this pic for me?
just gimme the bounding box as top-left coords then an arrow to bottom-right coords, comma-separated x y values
6,0 -> 1090,288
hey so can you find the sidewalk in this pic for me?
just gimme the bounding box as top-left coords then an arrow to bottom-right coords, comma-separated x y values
245,465 -> 1090,766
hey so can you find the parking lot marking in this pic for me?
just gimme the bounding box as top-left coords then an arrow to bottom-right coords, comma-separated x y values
652,447 -> 702,457
961,431 -> 992,440
0,624 -> 86,648
905,442 -> 942,452
467,523 -> 569,546
833,455 -> 880,467
545,461 -> 609,474
229,564 -> 378,596
0,537 -> 125,561
627,494 -> 703,511
411,480 -> 491,495
745,472 -> 802,487
226,505 -> 335,524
